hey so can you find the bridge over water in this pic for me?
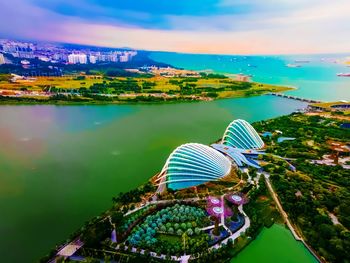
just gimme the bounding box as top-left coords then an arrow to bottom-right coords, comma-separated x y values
267,93 -> 322,103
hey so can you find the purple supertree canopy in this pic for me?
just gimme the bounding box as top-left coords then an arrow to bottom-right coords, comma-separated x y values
207,196 -> 221,207
225,192 -> 248,205
206,206 -> 223,218
206,205 -> 233,218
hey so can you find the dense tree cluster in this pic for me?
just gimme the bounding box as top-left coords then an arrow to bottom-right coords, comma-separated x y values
254,114 -> 350,263
120,206 -> 156,233
112,182 -> 155,205
126,204 -> 210,254
271,170 -> 350,263
244,177 -> 280,239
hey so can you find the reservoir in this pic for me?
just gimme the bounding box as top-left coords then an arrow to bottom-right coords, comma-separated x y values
0,96 -> 308,262
232,224 -> 318,263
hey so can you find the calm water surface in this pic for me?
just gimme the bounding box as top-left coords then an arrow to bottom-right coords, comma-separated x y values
0,96 -> 308,262
232,224 -> 318,263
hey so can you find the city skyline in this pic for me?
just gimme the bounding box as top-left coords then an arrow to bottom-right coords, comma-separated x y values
1,0 -> 350,55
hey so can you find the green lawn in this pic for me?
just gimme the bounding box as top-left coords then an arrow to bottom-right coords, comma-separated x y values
156,233 -> 181,244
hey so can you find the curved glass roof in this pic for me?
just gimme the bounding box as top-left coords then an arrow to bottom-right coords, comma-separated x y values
222,119 -> 264,150
156,143 -> 232,190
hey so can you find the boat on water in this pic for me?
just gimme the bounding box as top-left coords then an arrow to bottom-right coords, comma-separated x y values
337,73 -> 350,77
294,60 -> 310,63
286,64 -> 301,68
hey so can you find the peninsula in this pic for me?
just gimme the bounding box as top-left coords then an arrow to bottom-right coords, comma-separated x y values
0,72 -> 291,105
42,106 -> 350,263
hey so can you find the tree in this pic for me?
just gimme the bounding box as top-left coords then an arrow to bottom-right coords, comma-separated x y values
168,227 -> 174,234
213,218 -> 220,236
182,232 -> 189,252
187,228 -> 193,236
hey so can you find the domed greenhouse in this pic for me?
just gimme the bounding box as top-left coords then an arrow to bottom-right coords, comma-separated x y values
222,119 -> 264,150
156,143 -> 232,190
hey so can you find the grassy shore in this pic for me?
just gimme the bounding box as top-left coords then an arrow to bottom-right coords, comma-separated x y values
0,74 -> 293,105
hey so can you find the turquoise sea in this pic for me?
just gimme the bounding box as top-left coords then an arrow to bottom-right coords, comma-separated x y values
150,52 -> 350,101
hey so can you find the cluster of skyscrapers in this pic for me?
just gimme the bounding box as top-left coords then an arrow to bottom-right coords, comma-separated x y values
67,51 -> 137,64
0,39 -> 137,65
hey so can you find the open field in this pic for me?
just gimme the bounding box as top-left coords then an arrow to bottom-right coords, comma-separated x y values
0,74 -> 293,104
0,75 -> 105,90
310,101 -> 350,109
0,74 -> 291,92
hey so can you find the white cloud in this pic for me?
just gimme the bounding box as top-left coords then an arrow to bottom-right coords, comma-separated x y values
1,0 -> 349,54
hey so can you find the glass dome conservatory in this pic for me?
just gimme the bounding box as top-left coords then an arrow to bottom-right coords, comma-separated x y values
222,119 -> 264,150
156,143 -> 232,190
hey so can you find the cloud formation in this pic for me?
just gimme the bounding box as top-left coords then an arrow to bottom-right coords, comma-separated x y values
1,0 -> 349,54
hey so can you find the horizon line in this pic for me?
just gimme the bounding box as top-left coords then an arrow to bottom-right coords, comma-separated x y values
2,36 -> 350,57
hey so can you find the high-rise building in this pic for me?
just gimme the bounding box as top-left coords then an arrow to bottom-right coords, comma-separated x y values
89,55 -> 97,64
119,54 -> 129,62
78,54 -> 87,64
110,54 -> 118,62
68,54 -> 87,64
0,53 -> 5,64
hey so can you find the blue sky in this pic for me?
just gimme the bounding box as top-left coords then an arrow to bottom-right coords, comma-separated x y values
1,0 -> 350,54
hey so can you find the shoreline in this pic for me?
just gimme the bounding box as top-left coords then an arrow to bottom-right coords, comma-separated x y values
41,112 -> 334,263
0,85 -> 295,106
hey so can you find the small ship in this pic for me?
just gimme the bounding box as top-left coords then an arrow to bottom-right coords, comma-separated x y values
337,73 -> 350,77
294,60 -> 310,63
286,64 -> 301,68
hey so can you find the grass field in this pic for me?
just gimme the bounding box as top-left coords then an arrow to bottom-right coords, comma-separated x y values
0,75 -> 105,90
0,74 -> 293,104
157,234 -> 181,244
0,75 -> 291,92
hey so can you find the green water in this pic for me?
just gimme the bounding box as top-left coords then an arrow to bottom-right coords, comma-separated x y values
0,96 -> 310,262
232,224 -> 318,263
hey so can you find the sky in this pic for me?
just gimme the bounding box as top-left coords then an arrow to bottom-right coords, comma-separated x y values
1,0 -> 350,54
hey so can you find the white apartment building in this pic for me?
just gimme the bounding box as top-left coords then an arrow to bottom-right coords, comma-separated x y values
68,54 -> 87,64
89,55 -> 97,64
